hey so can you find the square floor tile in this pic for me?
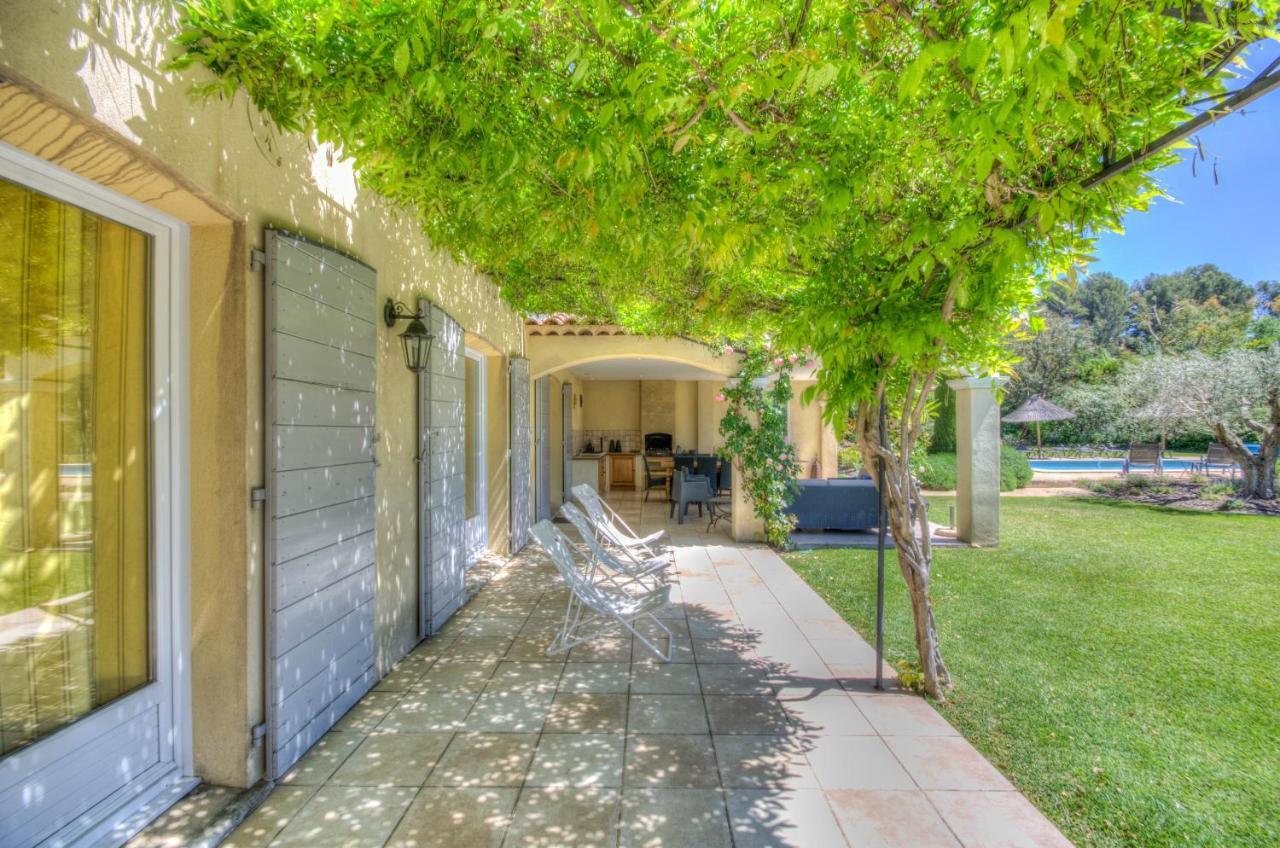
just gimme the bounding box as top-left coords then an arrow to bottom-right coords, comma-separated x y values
885,736 -> 1013,791
223,786 -> 316,847
567,637 -> 634,663
624,734 -> 719,789
704,695 -> 789,735
278,732 -> 362,785
268,786 -> 416,847
332,692 -> 401,733
630,663 -> 700,694
545,693 -> 628,734
379,691 -> 478,732
444,637 -> 515,662
627,695 -> 708,734
926,790 -> 1074,848
692,638 -> 756,664
504,787 -> 621,847
386,787 -> 518,848
463,690 -> 554,732
725,788 -> 847,848
427,732 -> 538,787
825,789 -> 960,847
775,688 -> 876,736
373,662 -> 429,693
620,788 -> 731,848
558,662 -> 631,693
712,735 -> 819,790
805,736 -> 916,790
697,663 -> 773,695
848,692 -> 958,736
413,661 -> 496,693
506,636 -> 559,661
526,733 -> 625,788
486,661 -> 564,693
330,731 -> 452,786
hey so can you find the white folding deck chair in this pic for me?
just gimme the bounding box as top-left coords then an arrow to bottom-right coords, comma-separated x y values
530,520 -> 673,662
559,503 -> 670,589
571,483 -> 666,559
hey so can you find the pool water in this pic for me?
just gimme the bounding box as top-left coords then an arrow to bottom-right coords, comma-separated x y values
1029,458 -> 1199,473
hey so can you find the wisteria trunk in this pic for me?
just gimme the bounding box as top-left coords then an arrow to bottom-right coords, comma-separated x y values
856,372 -> 951,700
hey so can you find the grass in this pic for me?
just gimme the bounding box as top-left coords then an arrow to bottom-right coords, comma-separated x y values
783,496 -> 1279,848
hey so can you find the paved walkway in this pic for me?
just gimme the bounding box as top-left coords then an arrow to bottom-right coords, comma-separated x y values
225,493 -> 1071,847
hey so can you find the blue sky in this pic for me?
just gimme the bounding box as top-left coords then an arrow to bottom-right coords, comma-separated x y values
1089,40 -> 1280,287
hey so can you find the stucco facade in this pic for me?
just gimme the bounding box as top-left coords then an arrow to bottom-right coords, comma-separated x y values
0,0 -> 522,799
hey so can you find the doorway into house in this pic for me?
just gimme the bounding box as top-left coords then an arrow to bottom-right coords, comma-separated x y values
0,146 -> 191,847
464,349 -> 487,562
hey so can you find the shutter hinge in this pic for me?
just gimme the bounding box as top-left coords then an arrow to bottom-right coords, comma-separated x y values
250,487 -> 267,508
250,248 -> 267,272
250,722 -> 267,747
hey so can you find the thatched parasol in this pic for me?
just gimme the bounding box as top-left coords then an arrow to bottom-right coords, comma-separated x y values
1003,396 -> 1075,456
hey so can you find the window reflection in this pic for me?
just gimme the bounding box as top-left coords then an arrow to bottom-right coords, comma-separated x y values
0,178 -> 151,756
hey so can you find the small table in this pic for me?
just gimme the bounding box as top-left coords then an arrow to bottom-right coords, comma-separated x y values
707,496 -> 732,532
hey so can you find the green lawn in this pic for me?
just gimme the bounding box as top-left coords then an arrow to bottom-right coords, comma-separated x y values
784,496 -> 1279,848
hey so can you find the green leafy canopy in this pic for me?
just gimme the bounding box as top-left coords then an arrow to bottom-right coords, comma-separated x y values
173,0 -> 1280,414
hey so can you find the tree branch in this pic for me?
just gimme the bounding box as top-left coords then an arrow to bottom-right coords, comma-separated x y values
789,0 -> 813,48
1082,60 -> 1280,189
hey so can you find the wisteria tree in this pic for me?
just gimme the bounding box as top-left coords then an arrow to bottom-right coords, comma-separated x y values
174,0 -> 1280,698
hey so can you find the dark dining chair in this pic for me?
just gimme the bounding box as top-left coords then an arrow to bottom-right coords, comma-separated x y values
670,467 -> 713,524
642,455 -> 670,501
692,454 -> 719,493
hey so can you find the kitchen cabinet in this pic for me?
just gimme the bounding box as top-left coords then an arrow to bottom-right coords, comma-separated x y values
609,453 -> 636,489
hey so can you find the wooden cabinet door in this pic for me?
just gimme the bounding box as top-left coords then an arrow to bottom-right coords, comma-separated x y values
612,455 -> 635,488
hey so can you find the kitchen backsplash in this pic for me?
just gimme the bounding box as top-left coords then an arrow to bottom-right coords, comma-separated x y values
574,429 -> 641,453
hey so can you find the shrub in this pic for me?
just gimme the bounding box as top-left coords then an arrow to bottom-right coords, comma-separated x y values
838,445 -> 864,476
916,452 -> 957,490
1001,446 -> 1034,490
916,448 -> 1031,491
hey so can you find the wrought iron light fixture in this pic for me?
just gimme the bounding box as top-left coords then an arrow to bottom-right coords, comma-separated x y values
384,299 -> 434,374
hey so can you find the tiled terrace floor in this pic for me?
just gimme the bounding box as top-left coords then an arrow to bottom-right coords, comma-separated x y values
226,492 -> 1071,847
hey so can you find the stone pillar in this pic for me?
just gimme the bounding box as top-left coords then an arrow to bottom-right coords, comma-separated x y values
946,376 -> 1006,546
730,459 -> 765,543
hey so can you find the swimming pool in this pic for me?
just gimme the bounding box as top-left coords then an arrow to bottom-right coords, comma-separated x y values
1029,458 -> 1199,473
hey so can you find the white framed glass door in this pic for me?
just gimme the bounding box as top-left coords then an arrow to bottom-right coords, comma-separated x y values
464,349 -> 487,562
0,142 -> 191,847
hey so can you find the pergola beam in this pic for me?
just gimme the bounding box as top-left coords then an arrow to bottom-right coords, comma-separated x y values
1083,56 -> 1280,189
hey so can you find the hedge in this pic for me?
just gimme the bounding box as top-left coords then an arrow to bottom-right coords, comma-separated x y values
916,447 -> 1032,491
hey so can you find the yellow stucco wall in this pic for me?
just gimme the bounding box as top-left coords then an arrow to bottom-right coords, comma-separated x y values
582,381 -> 641,431
0,2 -> 523,789
673,381 -> 699,451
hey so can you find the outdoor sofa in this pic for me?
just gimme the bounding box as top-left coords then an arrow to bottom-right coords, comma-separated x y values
785,478 -> 880,532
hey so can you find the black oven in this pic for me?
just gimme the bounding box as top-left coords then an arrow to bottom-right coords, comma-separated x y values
644,432 -> 673,455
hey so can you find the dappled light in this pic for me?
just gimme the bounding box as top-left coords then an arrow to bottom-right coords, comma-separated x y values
219,490 -> 1067,847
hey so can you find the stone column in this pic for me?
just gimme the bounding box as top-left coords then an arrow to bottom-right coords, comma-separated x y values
946,376 -> 1007,546
730,459 -> 765,542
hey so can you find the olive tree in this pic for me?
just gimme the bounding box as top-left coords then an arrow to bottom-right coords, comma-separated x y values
1125,347 -> 1280,498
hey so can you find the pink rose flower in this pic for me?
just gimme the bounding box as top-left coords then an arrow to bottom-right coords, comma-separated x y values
773,357 -> 784,367
788,352 -> 799,363
715,392 -> 726,402
723,345 -> 734,355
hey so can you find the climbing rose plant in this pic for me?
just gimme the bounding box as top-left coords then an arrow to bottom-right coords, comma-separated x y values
717,346 -> 802,548
175,0 -> 1280,700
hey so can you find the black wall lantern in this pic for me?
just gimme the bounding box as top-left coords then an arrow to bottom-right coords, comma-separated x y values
384,299 -> 435,374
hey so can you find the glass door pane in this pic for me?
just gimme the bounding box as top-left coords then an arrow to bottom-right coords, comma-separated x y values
0,177 -> 151,756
